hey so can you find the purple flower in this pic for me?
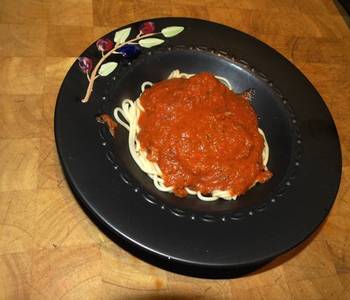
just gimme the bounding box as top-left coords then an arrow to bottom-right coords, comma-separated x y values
78,57 -> 93,74
139,21 -> 155,35
96,38 -> 114,52
119,44 -> 140,59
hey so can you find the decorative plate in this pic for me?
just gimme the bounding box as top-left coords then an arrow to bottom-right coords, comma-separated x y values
55,17 -> 341,278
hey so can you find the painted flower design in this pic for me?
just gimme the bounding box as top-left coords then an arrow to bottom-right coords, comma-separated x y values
78,57 -> 93,74
96,38 -> 114,52
119,44 -> 140,59
79,23 -> 184,102
139,22 -> 155,35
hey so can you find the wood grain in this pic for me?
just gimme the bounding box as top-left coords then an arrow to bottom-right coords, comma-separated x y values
0,0 -> 349,299
48,0 -> 93,26
0,58 -> 45,94
0,24 -> 47,57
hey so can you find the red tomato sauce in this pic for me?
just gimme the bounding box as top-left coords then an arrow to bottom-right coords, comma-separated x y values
138,72 -> 272,197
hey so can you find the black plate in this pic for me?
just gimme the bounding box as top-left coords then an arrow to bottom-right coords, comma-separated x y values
55,17 -> 341,278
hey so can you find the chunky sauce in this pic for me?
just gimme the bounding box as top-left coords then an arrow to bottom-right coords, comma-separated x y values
138,73 -> 272,197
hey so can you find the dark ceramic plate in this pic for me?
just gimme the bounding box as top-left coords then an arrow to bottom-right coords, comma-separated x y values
55,17 -> 341,278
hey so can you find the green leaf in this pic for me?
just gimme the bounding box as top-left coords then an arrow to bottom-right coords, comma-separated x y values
161,26 -> 184,38
114,27 -> 131,44
138,38 -> 164,48
98,62 -> 118,77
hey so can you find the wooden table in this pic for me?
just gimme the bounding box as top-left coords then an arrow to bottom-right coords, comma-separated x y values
0,0 -> 349,299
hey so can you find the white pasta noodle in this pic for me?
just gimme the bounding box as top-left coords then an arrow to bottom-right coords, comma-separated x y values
114,70 -> 270,201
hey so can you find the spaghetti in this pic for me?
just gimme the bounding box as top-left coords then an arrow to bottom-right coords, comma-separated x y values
114,70 -> 271,201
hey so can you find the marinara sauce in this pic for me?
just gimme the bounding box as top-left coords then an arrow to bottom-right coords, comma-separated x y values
138,72 -> 272,197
